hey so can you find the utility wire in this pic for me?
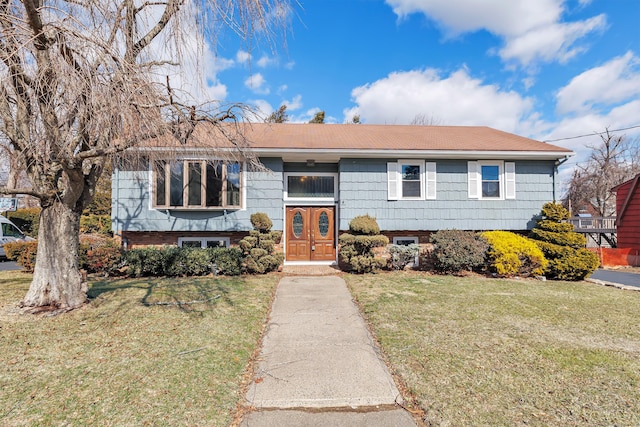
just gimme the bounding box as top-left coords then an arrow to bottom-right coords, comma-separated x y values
543,125 -> 640,143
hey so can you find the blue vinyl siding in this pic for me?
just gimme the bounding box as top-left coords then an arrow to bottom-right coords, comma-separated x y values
338,158 -> 555,231
112,157 -> 284,233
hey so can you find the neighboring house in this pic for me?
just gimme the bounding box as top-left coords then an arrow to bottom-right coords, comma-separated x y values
112,123 -> 573,263
612,174 -> 640,248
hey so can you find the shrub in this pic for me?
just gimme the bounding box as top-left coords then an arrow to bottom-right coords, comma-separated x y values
529,202 -> 599,280
388,244 -> 420,270
80,214 -> 112,235
123,246 -> 242,277
79,235 -> 123,275
429,230 -> 488,273
250,212 -> 273,233
481,231 -> 547,277
239,213 -> 283,274
4,241 -> 38,272
6,208 -> 41,238
339,215 -> 388,273
348,214 -> 380,235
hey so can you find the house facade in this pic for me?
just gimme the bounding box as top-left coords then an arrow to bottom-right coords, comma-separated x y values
111,124 -> 573,263
613,173 -> 640,248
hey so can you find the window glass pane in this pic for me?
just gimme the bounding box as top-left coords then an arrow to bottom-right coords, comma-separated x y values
318,212 -> 329,237
2,223 -> 23,238
206,239 -> 227,248
292,212 -> 304,237
287,176 -> 334,198
481,165 -> 499,181
181,240 -> 202,248
395,238 -> 417,246
481,165 -> 500,197
169,161 -> 184,206
155,163 -> 166,206
205,164 -> 223,207
226,163 -> 241,206
401,164 -> 421,198
187,162 -> 202,206
402,181 -> 421,197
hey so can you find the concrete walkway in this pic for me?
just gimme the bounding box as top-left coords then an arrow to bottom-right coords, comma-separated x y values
240,276 -> 416,426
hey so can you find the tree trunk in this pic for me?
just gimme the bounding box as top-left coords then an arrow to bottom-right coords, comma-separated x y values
21,200 -> 87,310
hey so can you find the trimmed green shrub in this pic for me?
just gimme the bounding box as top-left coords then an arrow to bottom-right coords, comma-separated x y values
339,215 -> 388,273
348,214 -> 380,235
123,246 -> 242,277
79,235 -> 123,275
481,230 -> 547,277
388,244 -> 420,270
6,208 -> 41,238
529,202 -> 599,280
250,212 -> 273,233
430,229 -> 488,273
4,241 -> 38,272
239,212 -> 283,274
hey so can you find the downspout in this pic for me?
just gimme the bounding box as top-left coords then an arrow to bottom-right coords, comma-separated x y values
553,156 -> 570,202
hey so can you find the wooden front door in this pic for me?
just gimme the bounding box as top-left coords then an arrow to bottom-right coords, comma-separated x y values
286,206 -> 336,262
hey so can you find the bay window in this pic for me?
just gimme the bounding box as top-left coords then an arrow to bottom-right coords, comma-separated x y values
153,160 -> 242,209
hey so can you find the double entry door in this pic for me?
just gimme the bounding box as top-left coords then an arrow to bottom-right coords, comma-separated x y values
285,206 -> 336,262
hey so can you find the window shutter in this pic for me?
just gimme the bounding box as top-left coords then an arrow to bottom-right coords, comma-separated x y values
425,162 -> 437,200
468,161 -> 479,199
387,162 -> 399,200
505,162 -> 516,199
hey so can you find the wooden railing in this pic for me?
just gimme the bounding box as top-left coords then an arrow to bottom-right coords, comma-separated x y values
567,217 -> 616,231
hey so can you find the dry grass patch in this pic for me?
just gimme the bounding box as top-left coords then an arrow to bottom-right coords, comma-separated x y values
346,272 -> 640,426
0,271 -> 278,426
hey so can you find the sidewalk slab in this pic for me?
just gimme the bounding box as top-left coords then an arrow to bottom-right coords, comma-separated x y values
240,408 -> 416,427
244,276 -> 403,409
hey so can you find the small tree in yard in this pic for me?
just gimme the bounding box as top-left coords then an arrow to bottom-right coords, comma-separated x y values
0,0 -> 289,312
339,215 -> 388,273
530,202 -> 600,280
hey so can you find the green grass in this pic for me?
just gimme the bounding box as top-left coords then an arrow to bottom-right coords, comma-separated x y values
0,271 -> 278,426
346,271 -> 640,426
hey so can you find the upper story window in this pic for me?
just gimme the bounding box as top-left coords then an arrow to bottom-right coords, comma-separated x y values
387,160 -> 436,201
153,160 -> 242,209
468,161 -> 516,200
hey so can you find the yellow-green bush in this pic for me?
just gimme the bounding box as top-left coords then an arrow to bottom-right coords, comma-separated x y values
481,230 -> 547,277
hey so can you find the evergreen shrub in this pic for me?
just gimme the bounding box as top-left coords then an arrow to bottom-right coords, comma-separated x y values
529,202 -> 600,280
339,215 -> 388,273
388,244 -> 420,270
429,229 -> 488,273
481,230 -> 547,277
239,213 -> 283,274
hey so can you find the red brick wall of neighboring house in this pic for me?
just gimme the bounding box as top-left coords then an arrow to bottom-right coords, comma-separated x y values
616,176 -> 640,248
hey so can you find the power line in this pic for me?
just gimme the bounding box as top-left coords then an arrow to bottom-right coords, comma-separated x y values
543,125 -> 640,143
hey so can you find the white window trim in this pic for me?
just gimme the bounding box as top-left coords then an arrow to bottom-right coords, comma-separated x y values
283,172 -> 339,202
467,160 -> 516,200
387,160 -> 437,201
178,237 -> 230,248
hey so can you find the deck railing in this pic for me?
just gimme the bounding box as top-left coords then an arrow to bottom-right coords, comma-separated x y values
567,217 -> 616,231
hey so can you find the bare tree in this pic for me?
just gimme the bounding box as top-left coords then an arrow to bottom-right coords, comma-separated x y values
565,129 -> 640,217
0,0 -> 289,312
410,113 -> 441,126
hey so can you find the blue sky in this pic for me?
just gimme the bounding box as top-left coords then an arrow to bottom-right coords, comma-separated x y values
182,0 -> 640,180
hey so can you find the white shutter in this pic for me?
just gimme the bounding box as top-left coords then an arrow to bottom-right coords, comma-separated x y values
505,162 -> 516,199
468,161 -> 479,199
387,162 -> 399,200
426,162 -> 437,200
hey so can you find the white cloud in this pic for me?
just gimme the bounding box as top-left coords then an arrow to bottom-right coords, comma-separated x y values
257,54 -> 276,68
386,0 -> 606,67
343,68 -> 534,132
236,50 -> 251,64
244,72 -> 270,94
284,94 -> 303,111
556,51 -> 640,114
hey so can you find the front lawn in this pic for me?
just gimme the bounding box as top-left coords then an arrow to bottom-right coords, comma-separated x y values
346,272 -> 640,426
0,271 -> 278,426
